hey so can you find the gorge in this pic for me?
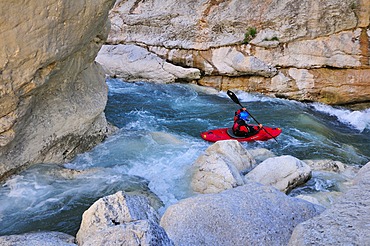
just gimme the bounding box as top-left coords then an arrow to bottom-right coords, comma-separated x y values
0,0 -> 369,245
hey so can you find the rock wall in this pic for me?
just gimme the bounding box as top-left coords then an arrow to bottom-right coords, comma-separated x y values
102,0 -> 370,105
0,0 -> 115,180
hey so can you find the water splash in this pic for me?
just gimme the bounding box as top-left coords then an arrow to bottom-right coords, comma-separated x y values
311,103 -> 370,132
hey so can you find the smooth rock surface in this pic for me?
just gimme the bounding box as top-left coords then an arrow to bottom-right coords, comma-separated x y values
161,182 -> 324,246
246,155 -> 312,193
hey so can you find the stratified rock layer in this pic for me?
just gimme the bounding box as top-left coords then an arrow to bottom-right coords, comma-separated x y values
0,0 -> 115,180
102,0 -> 370,105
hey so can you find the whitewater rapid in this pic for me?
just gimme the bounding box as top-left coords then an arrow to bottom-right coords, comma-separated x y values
0,79 -> 369,236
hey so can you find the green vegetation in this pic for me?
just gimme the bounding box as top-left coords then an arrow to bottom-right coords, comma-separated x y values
243,27 -> 257,44
263,36 -> 279,42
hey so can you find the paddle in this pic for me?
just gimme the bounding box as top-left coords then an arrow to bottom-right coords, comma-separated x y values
226,90 -> 278,143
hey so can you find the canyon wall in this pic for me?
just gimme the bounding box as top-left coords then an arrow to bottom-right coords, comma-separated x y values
0,0 -> 115,180
100,0 -> 370,105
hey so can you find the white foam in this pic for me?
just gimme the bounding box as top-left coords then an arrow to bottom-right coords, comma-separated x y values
218,90 -> 279,103
312,103 -> 370,132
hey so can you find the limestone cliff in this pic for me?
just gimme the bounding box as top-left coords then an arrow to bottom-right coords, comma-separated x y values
100,0 -> 370,105
0,0 -> 115,180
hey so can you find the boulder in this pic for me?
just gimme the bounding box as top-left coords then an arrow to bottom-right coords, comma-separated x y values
191,140 -> 255,194
96,44 -> 200,83
204,140 -> 256,171
288,161 -> 370,245
296,191 -> 344,208
248,148 -> 276,163
0,232 -> 76,246
160,182 -> 324,246
246,155 -> 312,193
149,132 -> 184,145
76,191 -> 173,246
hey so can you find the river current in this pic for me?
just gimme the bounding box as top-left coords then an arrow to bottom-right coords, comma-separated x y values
0,79 -> 369,236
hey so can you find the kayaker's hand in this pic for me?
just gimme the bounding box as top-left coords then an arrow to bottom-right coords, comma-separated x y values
242,108 -> 247,111
259,124 -> 263,129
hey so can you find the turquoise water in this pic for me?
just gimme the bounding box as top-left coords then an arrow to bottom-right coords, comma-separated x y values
0,79 -> 369,236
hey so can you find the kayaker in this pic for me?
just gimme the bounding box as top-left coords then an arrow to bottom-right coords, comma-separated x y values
232,108 -> 262,137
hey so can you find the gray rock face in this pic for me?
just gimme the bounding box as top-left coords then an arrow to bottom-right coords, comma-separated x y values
109,0 -> 359,49
288,162 -> 370,245
0,0 -> 116,180
161,182 -> 324,246
0,231 -> 76,246
76,191 -> 173,246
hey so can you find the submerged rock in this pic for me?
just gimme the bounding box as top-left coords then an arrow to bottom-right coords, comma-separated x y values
296,191 -> 344,208
149,132 -> 185,145
160,182 -> 324,246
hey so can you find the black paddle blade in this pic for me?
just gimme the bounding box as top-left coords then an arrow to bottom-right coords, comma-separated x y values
227,90 -> 242,107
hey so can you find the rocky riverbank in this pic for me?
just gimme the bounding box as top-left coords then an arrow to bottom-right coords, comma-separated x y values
1,139 -> 368,245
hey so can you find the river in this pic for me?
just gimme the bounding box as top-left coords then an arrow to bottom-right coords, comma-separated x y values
0,79 -> 369,236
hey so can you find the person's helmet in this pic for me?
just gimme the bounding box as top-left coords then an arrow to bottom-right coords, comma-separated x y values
239,111 -> 249,120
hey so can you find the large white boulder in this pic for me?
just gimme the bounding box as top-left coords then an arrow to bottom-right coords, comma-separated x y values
191,140 -> 255,194
76,191 -> 173,246
246,155 -> 312,193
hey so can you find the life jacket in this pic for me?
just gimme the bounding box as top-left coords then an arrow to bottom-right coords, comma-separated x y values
232,118 -> 250,135
233,109 -> 256,136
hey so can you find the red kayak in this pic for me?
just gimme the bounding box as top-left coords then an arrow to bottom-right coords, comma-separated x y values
200,125 -> 282,142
